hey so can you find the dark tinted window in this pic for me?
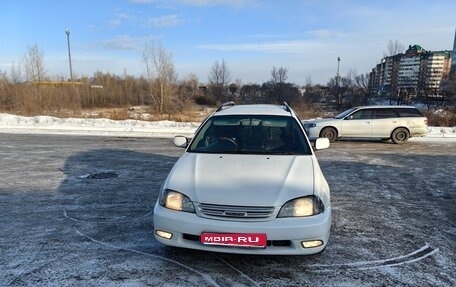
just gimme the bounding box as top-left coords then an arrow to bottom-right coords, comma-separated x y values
349,109 -> 372,120
335,107 -> 357,119
188,115 -> 311,155
396,108 -> 424,117
373,109 -> 398,119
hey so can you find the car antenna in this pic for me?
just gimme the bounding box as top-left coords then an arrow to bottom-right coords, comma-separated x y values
216,101 -> 236,112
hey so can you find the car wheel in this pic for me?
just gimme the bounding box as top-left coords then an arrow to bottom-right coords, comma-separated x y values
320,127 -> 337,142
391,128 -> 409,144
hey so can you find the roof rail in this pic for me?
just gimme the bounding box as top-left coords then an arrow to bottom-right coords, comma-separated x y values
216,101 -> 236,112
282,102 -> 291,113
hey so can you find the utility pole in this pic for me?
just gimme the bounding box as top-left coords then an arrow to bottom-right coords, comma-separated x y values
336,56 -> 341,83
65,28 -> 73,82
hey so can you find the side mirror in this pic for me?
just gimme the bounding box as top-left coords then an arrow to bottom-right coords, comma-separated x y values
173,136 -> 188,148
314,137 -> 330,150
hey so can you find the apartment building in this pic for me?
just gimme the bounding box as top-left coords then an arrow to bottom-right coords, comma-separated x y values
420,51 -> 452,91
369,44 -> 452,97
452,29 -> 456,78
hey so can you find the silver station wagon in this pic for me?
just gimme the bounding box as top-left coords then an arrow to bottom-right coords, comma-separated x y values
303,106 -> 428,144
154,102 -> 331,255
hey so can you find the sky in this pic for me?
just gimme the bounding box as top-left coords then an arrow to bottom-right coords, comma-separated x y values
0,0 -> 455,85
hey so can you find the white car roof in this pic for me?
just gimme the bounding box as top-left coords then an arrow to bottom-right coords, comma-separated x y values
354,105 -> 416,109
214,104 -> 292,117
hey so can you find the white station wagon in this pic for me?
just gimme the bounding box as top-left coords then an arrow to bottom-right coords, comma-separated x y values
303,106 -> 428,144
153,102 -> 331,255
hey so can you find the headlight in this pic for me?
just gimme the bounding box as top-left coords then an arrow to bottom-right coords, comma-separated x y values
278,196 -> 324,217
159,189 -> 195,213
305,123 -> 317,129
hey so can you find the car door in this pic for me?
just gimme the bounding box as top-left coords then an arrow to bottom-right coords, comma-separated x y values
340,109 -> 372,137
371,108 -> 399,137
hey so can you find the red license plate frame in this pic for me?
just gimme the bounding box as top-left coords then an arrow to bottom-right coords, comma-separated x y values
200,233 -> 267,248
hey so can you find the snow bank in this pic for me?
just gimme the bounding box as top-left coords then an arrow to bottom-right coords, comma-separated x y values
425,126 -> 456,138
410,126 -> 456,142
0,113 -> 455,141
0,113 -> 199,138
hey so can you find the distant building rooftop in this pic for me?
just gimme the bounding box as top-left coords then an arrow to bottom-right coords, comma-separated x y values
405,44 -> 426,55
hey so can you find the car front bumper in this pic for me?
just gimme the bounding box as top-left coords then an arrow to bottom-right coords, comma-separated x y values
153,203 -> 331,255
304,127 -> 321,139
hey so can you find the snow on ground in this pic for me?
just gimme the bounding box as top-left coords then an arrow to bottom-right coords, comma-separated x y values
422,126 -> 456,141
0,113 -> 200,138
0,113 -> 455,141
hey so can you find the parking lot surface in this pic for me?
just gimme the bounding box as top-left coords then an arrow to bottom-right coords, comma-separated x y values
0,134 -> 455,286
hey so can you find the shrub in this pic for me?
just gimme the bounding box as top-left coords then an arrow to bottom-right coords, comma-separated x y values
423,108 -> 456,127
194,95 -> 217,106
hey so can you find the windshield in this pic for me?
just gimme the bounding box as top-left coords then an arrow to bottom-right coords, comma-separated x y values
334,107 -> 357,119
188,115 -> 312,155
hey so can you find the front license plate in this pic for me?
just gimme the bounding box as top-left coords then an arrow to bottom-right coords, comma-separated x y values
200,233 -> 267,248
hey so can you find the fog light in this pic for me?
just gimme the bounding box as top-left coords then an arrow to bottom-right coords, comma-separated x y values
301,240 -> 323,248
156,230 -> 173,239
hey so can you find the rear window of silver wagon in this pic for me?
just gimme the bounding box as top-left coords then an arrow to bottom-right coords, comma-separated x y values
395,108 -> 424,117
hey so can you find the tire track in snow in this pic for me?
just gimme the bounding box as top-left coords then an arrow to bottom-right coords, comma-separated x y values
306,244 -> 438,272
63,188 -> 150,224
214,255 -> 261,287
63,209 -> 153,224
75,229 -> 221,287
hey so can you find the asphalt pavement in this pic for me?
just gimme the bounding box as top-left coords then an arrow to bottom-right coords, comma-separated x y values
0,134 -> 454,286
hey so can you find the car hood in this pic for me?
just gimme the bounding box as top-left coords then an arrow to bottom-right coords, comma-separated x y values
164,153 -> 315,206
305,118 -> 339,125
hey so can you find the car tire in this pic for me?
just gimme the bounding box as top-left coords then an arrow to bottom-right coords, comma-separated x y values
391,128 -> 409,144
320,127 -> 338,142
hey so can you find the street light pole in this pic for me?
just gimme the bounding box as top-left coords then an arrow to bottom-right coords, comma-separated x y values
336,57 -> 341,109
336,57 -> 340,84
65,28 -> 73,82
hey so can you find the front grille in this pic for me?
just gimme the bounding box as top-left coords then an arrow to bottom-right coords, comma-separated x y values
183,234 -> 200,241
197,203 -> 275,219
267,240 -> 291,247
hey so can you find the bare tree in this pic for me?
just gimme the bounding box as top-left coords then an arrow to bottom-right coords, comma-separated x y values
354,72 -> 370,104
327,70 -> 357,110
23,44 -> 46,82
240,84 -> 261,103
175,73 -> 200,113
447,76 -> 456,105
304,76 -> 313,88
0,69 -> 7,98
0,69 -> 6,81
208,59 -> 231,102
142,45 -> 157,108
10,61 -> 22,83
268,66 -> 289,103
142,40 -> 177,113
383,39 -> 405,57
271,66 -> 288,84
